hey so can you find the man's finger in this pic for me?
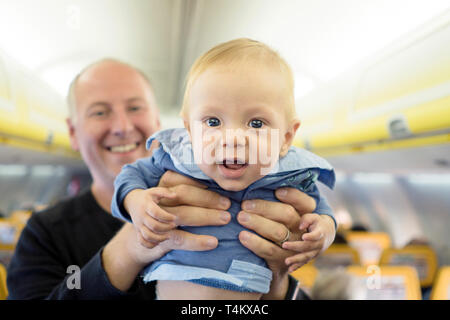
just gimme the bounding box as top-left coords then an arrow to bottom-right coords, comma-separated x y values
238,230 -> 288,261
161,230 -> 218,251
275,188 -> 316,215
237,211 -> 290,244
149,187 -> 177,201
240,200 -> 300,231
281,240 -> 321,253
159,184 -> 230,210
158,170 -> 207,189
163,205 -> 231,227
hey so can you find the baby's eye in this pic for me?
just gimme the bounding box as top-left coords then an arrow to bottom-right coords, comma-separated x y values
249,119 -> 264,128
206,117 -> 221,127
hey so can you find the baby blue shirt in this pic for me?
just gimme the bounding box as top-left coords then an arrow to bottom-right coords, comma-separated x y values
112,128 -> 335,293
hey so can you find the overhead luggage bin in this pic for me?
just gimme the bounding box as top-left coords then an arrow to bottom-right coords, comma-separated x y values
294,10 -> 450,157
0,50 -> 79,160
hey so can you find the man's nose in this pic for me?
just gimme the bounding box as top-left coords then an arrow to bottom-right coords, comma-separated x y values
111,110 -> 134,136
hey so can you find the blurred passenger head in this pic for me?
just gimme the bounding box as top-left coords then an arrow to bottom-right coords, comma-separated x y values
66,59 -> 161,189
333,232 -> 348,244
405,237 -> 430,246
350,224 -> 369,232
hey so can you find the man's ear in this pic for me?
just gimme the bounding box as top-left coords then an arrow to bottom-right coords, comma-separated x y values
280,119 -> 301,157
66,118 -> 79,151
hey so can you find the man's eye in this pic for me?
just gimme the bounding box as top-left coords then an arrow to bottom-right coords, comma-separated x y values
90,110 -> 106,117
129,106 -> 142,112
249,119 -> 263,128
206,118 -> 221,127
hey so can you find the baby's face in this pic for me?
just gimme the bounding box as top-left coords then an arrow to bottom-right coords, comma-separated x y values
185,65 -> 298,191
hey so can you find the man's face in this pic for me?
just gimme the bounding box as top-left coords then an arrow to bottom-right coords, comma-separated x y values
67,62 -> 160,187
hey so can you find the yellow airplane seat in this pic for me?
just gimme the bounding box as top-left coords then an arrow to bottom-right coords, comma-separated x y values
346,265 -> 421,300
0,263 -> 8,300
0,218 -> 23,245
0,218 -> 20,268
290,263 -> 318,296
9,210 -> 32,225
313,244 -> 361,269
430,266 -> 450,300
346,232 -> 391,266
380,245 -> 438,288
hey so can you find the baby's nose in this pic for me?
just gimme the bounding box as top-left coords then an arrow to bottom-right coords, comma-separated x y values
221,129 -> 247,147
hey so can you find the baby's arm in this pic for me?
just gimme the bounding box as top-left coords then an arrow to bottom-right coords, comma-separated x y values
281,189 -> 336,272
124,188 -> 177,248
112,148 -> 177,248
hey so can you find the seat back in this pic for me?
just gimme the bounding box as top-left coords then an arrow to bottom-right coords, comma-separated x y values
346,232 -> 391,266
380,245 -> 438,287
430,266 -> 450,300
313,244 -> 360,269
346,265 -> 421,300
0,263 -> 8,300
9,210 -> 32,225
290,263 -> 318,295
0,218 -> 23,245
0,218 -> 21,268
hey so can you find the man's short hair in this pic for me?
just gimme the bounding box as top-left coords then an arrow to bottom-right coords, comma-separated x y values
66,58 -> 154,121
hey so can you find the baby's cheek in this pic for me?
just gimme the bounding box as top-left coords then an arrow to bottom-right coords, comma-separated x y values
256,135 -> 280,166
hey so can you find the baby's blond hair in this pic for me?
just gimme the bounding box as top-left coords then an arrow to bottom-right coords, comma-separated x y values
180,38 -> 296,120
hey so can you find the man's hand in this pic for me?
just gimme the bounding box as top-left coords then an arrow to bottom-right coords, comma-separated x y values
236,187 -> 333,299
102,222 -> 219,292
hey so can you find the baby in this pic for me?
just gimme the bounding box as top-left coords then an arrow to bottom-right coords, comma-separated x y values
111,38 -> 335,299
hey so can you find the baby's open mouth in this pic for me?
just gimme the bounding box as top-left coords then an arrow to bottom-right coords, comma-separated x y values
221,159 -> 248,170
106,142 -> 140,153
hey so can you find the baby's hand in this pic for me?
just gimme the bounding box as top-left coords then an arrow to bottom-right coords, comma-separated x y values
124,188 -> 178,249
281,213 -> 335,273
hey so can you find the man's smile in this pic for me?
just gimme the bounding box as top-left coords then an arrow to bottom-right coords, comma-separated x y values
106,142 -> 140,153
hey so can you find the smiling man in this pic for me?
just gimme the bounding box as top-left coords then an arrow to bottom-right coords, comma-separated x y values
66,59 -> 161,212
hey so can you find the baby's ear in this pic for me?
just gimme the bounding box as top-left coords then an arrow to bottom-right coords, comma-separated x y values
183,119 -> 190,132
280,119 -> 301,157
183,119 -> 193,140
